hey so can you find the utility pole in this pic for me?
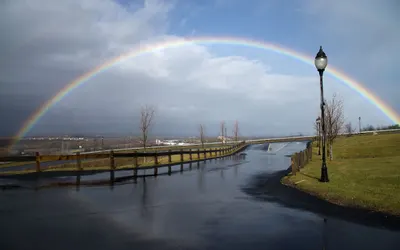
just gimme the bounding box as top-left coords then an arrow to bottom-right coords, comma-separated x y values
359,117 -> 361,134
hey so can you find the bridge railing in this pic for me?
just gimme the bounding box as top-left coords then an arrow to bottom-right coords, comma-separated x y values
0,141 -> 248,175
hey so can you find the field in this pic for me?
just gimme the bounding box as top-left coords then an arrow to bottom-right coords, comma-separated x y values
282,133 -> 400,215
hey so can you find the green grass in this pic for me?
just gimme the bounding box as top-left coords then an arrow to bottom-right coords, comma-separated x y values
282,133 -> 400,216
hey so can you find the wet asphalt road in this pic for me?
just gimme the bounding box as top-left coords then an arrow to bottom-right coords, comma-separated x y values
1,142 -> 400,250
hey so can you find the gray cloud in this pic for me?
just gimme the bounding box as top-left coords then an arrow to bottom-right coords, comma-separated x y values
0,0 -> 397,139
300,0 -> 400,110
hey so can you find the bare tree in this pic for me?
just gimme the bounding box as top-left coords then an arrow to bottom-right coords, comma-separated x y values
199,124 -> 205,148
325,94 -> 344,160
233,120 -> 239,142
345,122 -> 356,137
139,105 -> 156,151
220,121 -> 225,144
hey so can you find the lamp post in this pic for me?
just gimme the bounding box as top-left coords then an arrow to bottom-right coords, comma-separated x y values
316,117 -> 321,155
315,46 -> 329,182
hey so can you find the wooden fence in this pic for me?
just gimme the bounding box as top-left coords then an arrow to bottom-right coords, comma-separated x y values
0,141 -> 248,176
290,141 -> 313,175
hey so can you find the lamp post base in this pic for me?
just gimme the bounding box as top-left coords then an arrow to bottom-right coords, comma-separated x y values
320,162 -> 329,182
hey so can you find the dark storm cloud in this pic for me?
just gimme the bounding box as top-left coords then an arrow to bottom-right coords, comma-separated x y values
1,0 -> 396,138
0,0 -> 174,136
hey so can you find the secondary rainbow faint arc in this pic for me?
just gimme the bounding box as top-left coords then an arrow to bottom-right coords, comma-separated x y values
9,36 -> 400,149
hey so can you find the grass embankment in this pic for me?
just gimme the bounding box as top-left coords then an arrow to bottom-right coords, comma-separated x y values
282,133 -> 400,216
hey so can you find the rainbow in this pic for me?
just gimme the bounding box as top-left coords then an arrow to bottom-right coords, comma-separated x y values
9,36 -> 400,149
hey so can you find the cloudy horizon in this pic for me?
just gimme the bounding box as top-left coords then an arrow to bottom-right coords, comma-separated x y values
0,0 -> 399,138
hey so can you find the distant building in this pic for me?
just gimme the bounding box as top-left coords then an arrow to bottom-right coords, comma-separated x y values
155,139 -> 193,146
217,136 -> 231,143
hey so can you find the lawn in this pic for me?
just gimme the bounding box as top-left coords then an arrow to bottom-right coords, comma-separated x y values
282,133 -> 400,216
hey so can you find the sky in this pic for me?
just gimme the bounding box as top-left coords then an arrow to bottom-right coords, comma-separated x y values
0,0 -> 399,138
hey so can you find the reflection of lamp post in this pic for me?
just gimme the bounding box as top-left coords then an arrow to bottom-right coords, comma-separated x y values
315,46 -> 329,182
316,117 -> 321,155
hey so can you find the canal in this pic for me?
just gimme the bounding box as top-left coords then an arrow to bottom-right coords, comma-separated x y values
0,142 -> 399,250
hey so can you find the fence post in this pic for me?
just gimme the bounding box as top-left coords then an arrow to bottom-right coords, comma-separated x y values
153,151 -> 158,176
293,153 -> 298,171
203,149 -> 206,158
209,149 -> 212,157
168,149 -> 172,163
296,153 -> 300,172
110,150 -> 115,170
76,152 -> 82,171
180,149 -> 184,162
133,150 -> 138,177
300,152 -> 304,168
304,150 -> 308,165
189,149 -> 193,161
35,152 -> 41,173
154,151 -> 158,165
110,150 -> 115,183
291,156 -> 297,175
197,149 -> 200,159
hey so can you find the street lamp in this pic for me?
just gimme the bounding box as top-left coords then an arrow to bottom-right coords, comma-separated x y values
316,117 -> 321,156
315,46 -> 329,182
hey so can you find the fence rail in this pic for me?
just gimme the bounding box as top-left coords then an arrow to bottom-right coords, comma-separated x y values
290,141 -> 313,175
0,142 -> 248,175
